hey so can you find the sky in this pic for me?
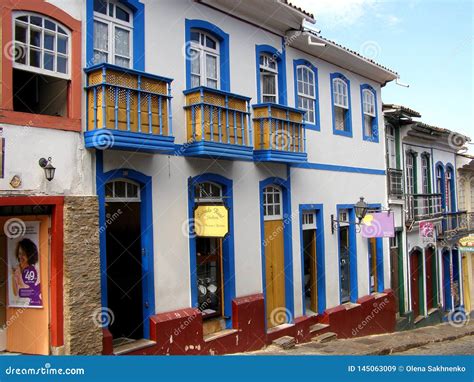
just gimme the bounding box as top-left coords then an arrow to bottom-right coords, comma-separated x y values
292,0 -> 474,153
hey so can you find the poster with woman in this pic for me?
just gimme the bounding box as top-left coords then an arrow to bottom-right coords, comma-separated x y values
7,221 -> 42,308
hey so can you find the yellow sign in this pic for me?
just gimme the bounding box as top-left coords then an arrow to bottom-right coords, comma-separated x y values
459,236 -> 474,247
194,205 -> 228,237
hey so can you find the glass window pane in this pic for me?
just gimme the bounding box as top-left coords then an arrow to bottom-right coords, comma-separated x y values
116,6 -> 130,22
94,21 -> 108,52
115,27 -> 130,56
57,35 -> 68,54
114,181 -> 126,197
44,33 -> 55,51
93,50 -> 107,64
105,182 -> 113,198
205,36 -> 216,50
57,26 -> 67,35
191,74 -> 200,88
206,54 -> 217,79
30,28 -> 41,47
191,50 -> 200,74
17,15 -> 28,22
190,31 -> 200,42
114,56 -> 129,68
14,44 -> 26,64
207,79 -> 218,89
30,15 -> 42,27
263,74 -> 276,95
15,23 -> 27,43
126,182 -> 137,198
44,19 -> 56,31
57,56 -> 67,73
44,52 -> 54,70
30,48 -> 41,67
94,0 -> 107,14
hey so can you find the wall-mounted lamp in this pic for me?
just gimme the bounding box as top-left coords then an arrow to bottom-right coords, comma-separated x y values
39,157 -> 56,181
331,197 -> 369,234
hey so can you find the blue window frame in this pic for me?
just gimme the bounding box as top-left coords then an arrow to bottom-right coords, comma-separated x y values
435,162 -> 446,209
255,44 -> 287,105
445,163 -> 456,212
360,84 -> 379,142
330,73 -> 352,137
185,19 -> 230,91
293,59 -> 320,131
86,0 -> 144,70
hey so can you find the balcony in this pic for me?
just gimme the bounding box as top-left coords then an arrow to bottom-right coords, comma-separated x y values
84,63 -> 175,153
438,211 -> 474,240
406,193 -> 443,221
252,104 -> 307,163
182,87 -> 253,160
387,168 -> 403,198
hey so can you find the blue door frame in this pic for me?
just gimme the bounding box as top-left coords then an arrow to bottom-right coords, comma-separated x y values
259,177 -> 294,328
442,248 -> 452,311
187,173 -> 236,328
96,151 -> 155,339
299,204 -> 326,315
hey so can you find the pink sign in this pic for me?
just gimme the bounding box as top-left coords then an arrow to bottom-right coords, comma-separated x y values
419,221 -> 435,243
361,212 -> 395,238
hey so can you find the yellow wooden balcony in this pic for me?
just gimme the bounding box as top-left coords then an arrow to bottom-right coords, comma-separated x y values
84,63 -> 175,153
252,103 -> 307,163
183,87 -> 253,160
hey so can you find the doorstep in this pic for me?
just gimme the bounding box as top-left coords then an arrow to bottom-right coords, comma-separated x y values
113,339 -> 157,355
203,329 -> 238,343
342,302 -> 361,310
267,323 -> 294,335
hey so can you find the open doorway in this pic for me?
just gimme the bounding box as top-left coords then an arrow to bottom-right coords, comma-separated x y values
105,179 -> 144,347
302,210 -> 317,315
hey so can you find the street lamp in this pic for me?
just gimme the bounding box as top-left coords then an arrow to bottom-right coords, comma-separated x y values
331,197 -> 369,234
39,157 -> 56,181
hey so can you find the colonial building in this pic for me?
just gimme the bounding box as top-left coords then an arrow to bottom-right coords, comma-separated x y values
1,0 -> 402,355
383,104 -> 473,330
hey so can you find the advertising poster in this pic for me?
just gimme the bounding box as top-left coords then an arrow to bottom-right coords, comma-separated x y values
419,221 -> 435,243
7,221 -> 42,308
361,212 -> 395,238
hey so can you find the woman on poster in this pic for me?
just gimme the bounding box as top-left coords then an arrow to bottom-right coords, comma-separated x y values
12,238 -> 42,307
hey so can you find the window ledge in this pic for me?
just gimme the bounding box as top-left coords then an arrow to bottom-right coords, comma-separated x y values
0,110 -> 81,132
333,129 -> 353,138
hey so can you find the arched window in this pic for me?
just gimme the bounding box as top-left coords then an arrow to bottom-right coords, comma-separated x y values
93,0 -> 133,67
263,185 -> 282,220
105,179 -> 140,202
406,152 -> 416,194
362,87 -> 376,139
13,12 -> 70,77
331,74 -> 351,135
189,30 -> 219,89
446,167 -> 453,212
194,181 -> 223,202
436,165 -> 443,194
458,179 -> 465,211
259,54 -> 278,103
296,65 -> 316,124
421,154 -> 430,194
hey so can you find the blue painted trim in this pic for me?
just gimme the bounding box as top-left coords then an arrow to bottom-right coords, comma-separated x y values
188,173 -> 236,328
185,19 -> 230,91
360,84 -> 379,143
99,167 -> 155,339
251,103 -> 305,115
182,141 -> 253,160
435,162 -> 446,209
86,0 -> 145,70
330,73 -> 352,138
445,163 -> 456,211
183,86 -> 251,101
259,176 -> 294,328
254,149 -> 307,163
84,130 -> 175,153
255,44 -> 287,105
84,63 -> 173,83
367,203 -> 384,293
293,59 -> 320,131
336,204 -> 358,303
299,204 -> 326,316
292,162 -> 385,175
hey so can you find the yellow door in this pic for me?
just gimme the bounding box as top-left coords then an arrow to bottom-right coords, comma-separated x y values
0,216 -> 50,355
462,254 -> 471,313
264,219 -> 286,328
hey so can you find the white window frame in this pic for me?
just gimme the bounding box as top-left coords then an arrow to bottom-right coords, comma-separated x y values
421,155 -> 429,194
446,169 -> 452,212
189,30 -> 220,89
470,179 -> 474,209
458,179 -> 465,211
386,125 -> 396,169
195,181 -> 223,202
12,12 -> 71,79
263,185 -> 283,221
302,210 -> 316,230
296,65 -> 316,124
362,88 -> 376,137
333,78 -> 348,109
105,179 -> 140,202
260,54 -> 278,103
406,153 -> 415,194
93,0 -> 133,68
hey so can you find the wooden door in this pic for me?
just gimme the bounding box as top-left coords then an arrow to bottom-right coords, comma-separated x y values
389,237 -> 399,312
410,251 -> 420,317
1,216 -> 49,355
369,238 -> 377,293
264,219 -> 286,328
339,226 -> 350,303
303,230 -> 317,313
425,247 -> 434,311
462,254 -> 470,313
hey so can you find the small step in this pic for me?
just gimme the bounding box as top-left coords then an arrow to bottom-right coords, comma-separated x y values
312,331 -> 337,343
272,335 -> 296,350
309,323 -> 329,334
113,339 -> 156,355
267,323 -> 294,335
203,328 -> 238,343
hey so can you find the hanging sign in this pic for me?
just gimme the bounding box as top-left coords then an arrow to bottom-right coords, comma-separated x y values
459,235 -> 474,247
194,206 -> 228,237
419,221 -> 435,243
361,212 -> 395,238
7,221 -> 43,308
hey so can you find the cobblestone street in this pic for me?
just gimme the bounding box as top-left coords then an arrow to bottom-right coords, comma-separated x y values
395,335 -> 474,355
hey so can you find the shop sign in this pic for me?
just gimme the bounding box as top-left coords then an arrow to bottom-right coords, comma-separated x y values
361,212 -> 395,238
419,221 -> 435,243
7,221 -> 43,308
194,206 -> 228,237
459,236 -> 474,247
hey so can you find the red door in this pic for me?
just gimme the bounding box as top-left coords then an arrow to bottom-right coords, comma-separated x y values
410,251 -> 420,317
425,247 -> 434,311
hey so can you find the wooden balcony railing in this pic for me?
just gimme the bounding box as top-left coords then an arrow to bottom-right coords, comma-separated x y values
252,103 -> 307,163
84,63 -> 174,152
406,193 -> 443,221
387,168 -> 403,197
439,211 -> 474,239
183,87 -> 253,159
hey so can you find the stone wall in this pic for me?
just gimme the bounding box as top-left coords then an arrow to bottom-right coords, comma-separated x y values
63,196 -> 102,355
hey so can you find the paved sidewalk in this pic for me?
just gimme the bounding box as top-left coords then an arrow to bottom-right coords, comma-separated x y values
249,321 -> 474,355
